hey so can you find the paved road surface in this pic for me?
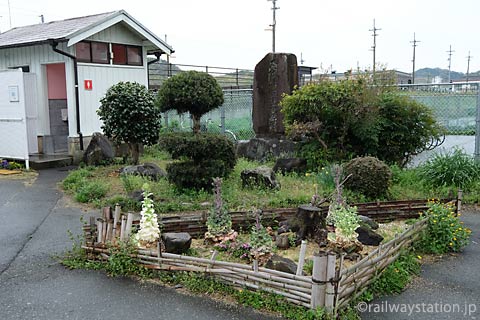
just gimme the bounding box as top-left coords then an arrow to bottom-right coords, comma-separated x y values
0,168 -> 281,320
360,210 -> 480,319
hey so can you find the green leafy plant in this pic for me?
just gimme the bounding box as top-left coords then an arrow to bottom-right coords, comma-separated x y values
156,71 -> 224,133
206,178 -> 233,237
376,92 -> 443,166
281,79 -> 441,167
62,167 -> 94,192
98,81 -> 160,164
365,251 -> 420,296
159,132 -> 236,190
344,156 -> 392,199
327,205 -> 360,241
250,208 -> 274,258
418,148 -> 480,189
105,241 -> 151,277
74,180 -> 108,203
418,201 -> 471,253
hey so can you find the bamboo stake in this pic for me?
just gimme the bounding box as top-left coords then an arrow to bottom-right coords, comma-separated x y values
311,252 -> 327,309
120,215 -> 127,241
125,213 -> 134,239
325,252 -> 336,313
113,203 -> 121,238
103,206 -> 112,220
253,259 -> 259,273
296,240 -> 307,276
96,219 -> 103,244
106,220 -> 113,242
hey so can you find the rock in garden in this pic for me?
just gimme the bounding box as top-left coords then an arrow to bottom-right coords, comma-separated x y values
240,166 -> 280,189
275,233 -> 292,250
82,132 -> 114,166
236,138 -> 296,162
120,162 -> 166,181
265,254 -> 299,275
356,225 -> 384,246
273,158 -> 307,174
161,232 -> 192,254
358,215 -> 379,230
128,190 -> 144,202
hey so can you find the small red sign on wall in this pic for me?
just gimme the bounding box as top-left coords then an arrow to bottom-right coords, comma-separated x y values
84,80 -> 93,90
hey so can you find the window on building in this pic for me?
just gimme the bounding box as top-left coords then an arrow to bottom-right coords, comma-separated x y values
76,41 -> 109,64
127,46 -> 142,66
91,42 -> 109,64
76,42 -> 91,62
112,44 -> 127,65
112,44 -> 143,66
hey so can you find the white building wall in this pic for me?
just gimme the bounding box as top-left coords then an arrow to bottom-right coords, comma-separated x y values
0,23 -> 151,145
86,23 -> 143,45
0,42 -> 75,137
77,63 -> 146,136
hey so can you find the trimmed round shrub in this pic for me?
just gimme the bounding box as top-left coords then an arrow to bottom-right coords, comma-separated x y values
98,81 -> 160,164
159,132 -> 236,190
156,71 -> 224,133
344,156 -> 392,198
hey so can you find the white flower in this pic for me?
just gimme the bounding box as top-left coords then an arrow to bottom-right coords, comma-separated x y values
136,191 -> 160,243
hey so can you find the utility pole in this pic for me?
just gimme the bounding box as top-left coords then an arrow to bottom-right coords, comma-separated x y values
7,0 -> 12,29
466,51 -> 473,82
447,45 -> 455,83
369,19 -> 381,75
268,0 -> 279,53
410,33 -> 420,84
300,52 -> 304,65
39,15 -> 44,24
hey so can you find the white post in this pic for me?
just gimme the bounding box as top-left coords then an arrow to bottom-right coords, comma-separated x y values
311,252 -> 327,309
296,240 -> 307,276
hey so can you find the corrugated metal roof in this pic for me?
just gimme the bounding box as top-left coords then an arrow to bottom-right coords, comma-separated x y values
0,11 -> 117,48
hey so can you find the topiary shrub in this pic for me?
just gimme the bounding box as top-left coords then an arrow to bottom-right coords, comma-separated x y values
159,132 -> 236,190
156,71 -> 224,133
344,156 -> 392,199
98,82 -> 160,164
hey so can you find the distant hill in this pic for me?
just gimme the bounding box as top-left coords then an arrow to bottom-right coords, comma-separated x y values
415,68 -> 464,81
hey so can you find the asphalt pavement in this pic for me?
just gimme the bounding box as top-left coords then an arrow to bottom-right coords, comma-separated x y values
360,210 -> 480,319
0,168 -> 280,320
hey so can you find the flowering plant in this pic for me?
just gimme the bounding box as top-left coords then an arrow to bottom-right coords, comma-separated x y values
135,184 -> 160,245
419,200 -> 471,253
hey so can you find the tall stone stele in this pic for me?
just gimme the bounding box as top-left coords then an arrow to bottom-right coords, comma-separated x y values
252,53 -> 298,138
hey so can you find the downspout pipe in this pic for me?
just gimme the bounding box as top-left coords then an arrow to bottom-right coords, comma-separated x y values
147,51 -> 163,65
50,40 -> 84,151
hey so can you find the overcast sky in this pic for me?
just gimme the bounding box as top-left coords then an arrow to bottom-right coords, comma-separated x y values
1,0 -> 478,73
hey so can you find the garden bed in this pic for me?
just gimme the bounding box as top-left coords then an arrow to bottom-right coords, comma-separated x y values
80,196 -> 460,314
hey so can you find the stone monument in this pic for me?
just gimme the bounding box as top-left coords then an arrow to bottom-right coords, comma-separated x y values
252,53 -> 298,138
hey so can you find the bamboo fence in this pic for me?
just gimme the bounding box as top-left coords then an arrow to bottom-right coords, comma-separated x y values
159,196 -> 459,237
81,195 -> 460,313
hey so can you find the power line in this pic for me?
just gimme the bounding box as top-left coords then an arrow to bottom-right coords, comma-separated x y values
369,19 -> 381,75
410,32 -> 420,84
267,0 -> 279,53
466,51 -> 473,82
447,45 -> 455,83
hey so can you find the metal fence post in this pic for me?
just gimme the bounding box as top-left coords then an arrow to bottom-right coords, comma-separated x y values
476,83 -> 480,162
220,104 -> 226,135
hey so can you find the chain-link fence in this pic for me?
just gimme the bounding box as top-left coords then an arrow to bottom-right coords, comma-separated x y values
162,88 -> 255,141
161,82 -> 480,160
398,82 -> 479,135
398,82 -> 480,162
